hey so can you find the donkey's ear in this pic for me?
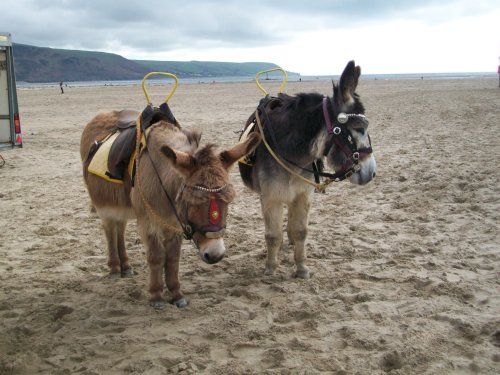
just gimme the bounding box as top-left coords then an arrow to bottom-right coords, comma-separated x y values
339,60 -> 361,105
220,132 -> 261,169
161,145 -> 196,176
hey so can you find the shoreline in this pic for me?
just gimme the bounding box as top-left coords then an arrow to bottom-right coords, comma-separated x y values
16,71 -> 498,89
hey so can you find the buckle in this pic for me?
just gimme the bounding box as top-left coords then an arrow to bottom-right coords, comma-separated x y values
333,127 -> 341,135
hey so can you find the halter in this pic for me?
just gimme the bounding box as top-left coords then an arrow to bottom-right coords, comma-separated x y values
177,184 -> 228,241
321,96 -> 373,178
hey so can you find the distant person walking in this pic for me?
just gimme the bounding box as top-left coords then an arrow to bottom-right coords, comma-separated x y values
498,63 -> 500,87
60,81 -> 64,94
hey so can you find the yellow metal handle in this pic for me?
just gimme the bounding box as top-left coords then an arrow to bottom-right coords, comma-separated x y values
255,67 -> 288,96
141,72 -> 179,105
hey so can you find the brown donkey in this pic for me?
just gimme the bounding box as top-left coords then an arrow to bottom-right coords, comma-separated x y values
81,109 -> 260,308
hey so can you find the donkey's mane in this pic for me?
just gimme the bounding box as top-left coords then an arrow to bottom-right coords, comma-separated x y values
267,88 -> 365,164
268,92 -> 325,162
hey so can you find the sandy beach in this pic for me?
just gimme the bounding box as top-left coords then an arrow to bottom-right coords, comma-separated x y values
0,77 -> 499,374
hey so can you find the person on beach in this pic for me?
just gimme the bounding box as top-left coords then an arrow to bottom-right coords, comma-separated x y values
60,81 -> 64,94
498,63 -> 500,87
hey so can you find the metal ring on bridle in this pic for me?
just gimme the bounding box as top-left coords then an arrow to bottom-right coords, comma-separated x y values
333,127 -> 342,135
353,152 -> 360,161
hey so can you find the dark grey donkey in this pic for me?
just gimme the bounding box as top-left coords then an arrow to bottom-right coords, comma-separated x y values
239,61 -> 376,278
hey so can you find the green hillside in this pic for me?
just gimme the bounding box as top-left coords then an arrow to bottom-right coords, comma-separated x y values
133,60 -> 282,78
13,44 -> 148,82
12,43 -> 295,83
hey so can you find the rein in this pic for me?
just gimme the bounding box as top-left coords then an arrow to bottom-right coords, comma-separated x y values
254,96 -> 372,192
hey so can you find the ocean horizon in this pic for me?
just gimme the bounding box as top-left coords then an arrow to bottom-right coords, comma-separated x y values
16,71 -> 497,88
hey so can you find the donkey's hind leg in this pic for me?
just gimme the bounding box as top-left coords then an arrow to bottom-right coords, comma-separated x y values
101,218 -> 121,276
261,195 -> 284,275
287,193 -> 311,279
102,218 -> 132,277
116,220 -> 134,277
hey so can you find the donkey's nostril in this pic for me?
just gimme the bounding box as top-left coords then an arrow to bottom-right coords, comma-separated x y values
372,172 -> 376,178
203,252 -> 210,262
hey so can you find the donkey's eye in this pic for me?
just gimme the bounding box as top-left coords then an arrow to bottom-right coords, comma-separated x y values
354,128 -> 365,135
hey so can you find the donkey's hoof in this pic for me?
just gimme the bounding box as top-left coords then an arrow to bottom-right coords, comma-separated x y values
173,298 -> 188,308
293,268 -> 312,279
264,267 -> 276,276
121,268 -> 135,278
150,300 -> 167,310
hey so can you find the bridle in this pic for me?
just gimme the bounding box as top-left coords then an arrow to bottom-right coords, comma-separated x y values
175,183 -> 228,241
321,96 -> 373,180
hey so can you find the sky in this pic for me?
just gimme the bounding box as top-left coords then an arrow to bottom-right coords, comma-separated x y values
1,0 -> 499,75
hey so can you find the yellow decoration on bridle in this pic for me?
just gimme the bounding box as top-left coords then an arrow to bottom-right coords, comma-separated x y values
255,67 -> 288,96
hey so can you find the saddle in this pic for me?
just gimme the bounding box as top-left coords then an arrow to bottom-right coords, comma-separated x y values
87,103 -> 179,183
238,95 -> 283,167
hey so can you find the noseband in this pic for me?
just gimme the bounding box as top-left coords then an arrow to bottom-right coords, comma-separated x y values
322,97 -> 373,178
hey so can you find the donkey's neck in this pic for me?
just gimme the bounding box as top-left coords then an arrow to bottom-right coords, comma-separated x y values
273,93 -> 328,167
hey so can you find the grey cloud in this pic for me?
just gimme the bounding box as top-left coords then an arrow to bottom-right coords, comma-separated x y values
1,0 -> 497,54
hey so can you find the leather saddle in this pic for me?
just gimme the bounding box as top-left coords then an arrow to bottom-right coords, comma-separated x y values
101,103 -> 179,182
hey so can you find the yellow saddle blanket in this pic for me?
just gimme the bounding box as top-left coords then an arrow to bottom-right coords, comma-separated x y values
87,132 -> 135,184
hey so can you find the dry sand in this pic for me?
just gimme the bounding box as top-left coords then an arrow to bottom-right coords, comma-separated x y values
0,77 -> 499,374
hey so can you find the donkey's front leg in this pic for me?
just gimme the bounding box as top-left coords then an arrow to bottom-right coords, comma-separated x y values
261,195 -> 284,275
164,236 -> 187,308
288,193 -> 311,279
145,233 -> 167,309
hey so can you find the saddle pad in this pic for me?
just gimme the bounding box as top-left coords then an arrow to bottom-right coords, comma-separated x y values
88,132 -> 134,184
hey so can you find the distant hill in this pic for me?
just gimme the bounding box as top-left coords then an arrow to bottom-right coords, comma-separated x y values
12,43 -> 293,83
133,60 -> 281,78
13,44 -> 148,82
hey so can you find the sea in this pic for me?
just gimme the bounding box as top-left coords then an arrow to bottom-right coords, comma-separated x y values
16,71 -> 496,88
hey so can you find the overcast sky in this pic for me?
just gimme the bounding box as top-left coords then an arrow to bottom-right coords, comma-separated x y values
2,0 -> 499,75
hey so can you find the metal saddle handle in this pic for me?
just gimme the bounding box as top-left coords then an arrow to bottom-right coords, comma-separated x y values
255,67 -> 288,96
141,72 -> 179,106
